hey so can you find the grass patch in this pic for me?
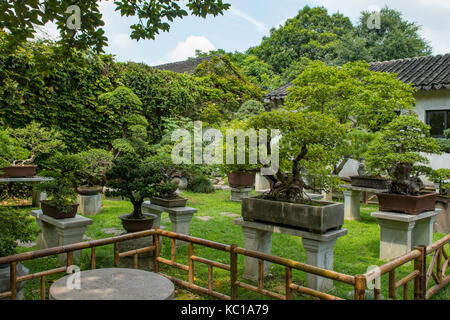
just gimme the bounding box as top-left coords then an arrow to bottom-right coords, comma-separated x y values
5,190 -> 449,300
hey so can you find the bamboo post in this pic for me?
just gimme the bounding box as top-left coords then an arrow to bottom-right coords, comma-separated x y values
436,247 -> 443,283
403,282 -> 409,300
66,251 -> 73,268
10,262 -> 17,300
40,276 -> 46,300
188,242 -> 194,284
285,267 -> 293,300
389,270 -> 396,300
258,259 -> 264,290
114,242 -> 119,267
153,232 -> 159,273
133,254 -> 139,269
208,265 -> 213,292
414,245 -> 427,300
91,247 -> 96,270
171,239 -> 176,263
230,244 -> 238,300
354,275 -> 366,300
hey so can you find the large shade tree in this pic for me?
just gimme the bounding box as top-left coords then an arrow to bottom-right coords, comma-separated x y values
0,0 -> 230,53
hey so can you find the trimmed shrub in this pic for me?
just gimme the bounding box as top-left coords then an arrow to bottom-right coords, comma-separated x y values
187,176 -> 215,194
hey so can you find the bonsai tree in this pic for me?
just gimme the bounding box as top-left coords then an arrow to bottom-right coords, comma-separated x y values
285,61 -> 416,175
8,122 -> 65,166
105,155 -> 165,219
75,149 -> 114,188
98,87 -> 150,158
0,129 -> 29,168
364,114 -> 442,195
430,169 -> 450,196
0,207 -> 38,258
37,154 -> 87,213
249,109 -> 348,203
144,154 -> 181,199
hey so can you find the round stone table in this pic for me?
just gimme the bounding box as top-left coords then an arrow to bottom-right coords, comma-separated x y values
49,268 -> 175,300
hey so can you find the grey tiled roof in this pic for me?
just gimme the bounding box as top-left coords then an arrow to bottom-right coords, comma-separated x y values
153,56 -> 214,74
266,54 -> 450,100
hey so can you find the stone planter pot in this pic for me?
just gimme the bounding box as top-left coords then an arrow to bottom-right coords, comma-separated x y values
242,197 -> 344,234
119,213 -> 158,233
350,175 -> 388,190
435,195 -> 450,233
76,186 -> 103,196
41,200 -> 79,219
150,197 -> 187,208
227,172 -> 256,188
0,263 -> 29,300
376,192 -> 437,215
0,165 -> 37,178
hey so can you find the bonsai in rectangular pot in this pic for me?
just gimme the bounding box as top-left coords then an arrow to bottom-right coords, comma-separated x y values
244,109 -> 348,234
0,122 -> 65,178
364,114 -> 442,215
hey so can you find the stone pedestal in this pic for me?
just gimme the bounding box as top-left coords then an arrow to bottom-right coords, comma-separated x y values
371,210 -> 440,261
32,190 -> 47,208
78,194 -> 102,216
434,197 -> 450,233
31,210 -> 93,265
341,185 -> 388,221
255,173 -> 270,193
142,202 -> 197,247
234,219 -> 347,292
0,264 -> 28,300
230,187 -> 252,202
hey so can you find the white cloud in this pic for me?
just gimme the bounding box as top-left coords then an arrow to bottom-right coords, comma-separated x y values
111,33 -> 134,49
152,36 -> 215,65
230,7 -> 268,34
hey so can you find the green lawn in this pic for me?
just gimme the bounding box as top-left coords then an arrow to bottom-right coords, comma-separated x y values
9,190 -> 450,300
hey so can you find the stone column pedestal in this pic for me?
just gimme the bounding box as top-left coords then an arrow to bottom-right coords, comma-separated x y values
230,187 -> 252,202
343,190 -> 361,221
241,226 -> 272,281
255,173 -> 270,193
434,197 -> 450,233
32,189 -> 47,208
142,202 -> 197,247
234,219 -> 347,292
31,210 -> 93,265
78,193 -> 102,216
371,210 -> 440,261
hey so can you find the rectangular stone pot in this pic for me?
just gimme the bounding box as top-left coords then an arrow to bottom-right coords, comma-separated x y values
350,175 -> 388,190
0,165 -> 37,178
242,197 -> 344,234
150,197 -> 187,208
376,192 -> 437,215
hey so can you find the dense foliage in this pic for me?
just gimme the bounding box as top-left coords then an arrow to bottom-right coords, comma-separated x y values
0,208 -> 38,257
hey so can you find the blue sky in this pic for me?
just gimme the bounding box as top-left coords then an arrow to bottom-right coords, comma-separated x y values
43,0 -> 450,65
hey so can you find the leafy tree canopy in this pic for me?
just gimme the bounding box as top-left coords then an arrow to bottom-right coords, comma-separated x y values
0,0 -> 230,53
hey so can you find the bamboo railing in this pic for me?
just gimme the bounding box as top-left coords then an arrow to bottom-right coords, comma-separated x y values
0,230 -> 448,300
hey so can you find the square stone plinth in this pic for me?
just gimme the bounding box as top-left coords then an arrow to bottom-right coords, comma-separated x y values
234,219 -> 347,292
342,185 -> 388,221
31,210 -> 93,265
142,201 -> 197,247
78,194 -> 102,216
371,210 -> 440,261
230,188 -> 252,202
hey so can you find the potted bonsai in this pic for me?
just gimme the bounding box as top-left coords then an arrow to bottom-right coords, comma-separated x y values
36,154 -> 86,219
105,155 -> 165,233
244,109 -> 348,234
1,122 -> 65,178
0,207 -> 38,299
0,129 -> 32,178
364,114 -> 442,215
75,149 -> 113,195
145,154 -> 188,208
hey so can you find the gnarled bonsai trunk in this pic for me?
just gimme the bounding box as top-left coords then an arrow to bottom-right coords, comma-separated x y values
388,163 -> 422,195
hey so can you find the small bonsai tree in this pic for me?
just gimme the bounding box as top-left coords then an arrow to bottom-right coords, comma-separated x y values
37,154 -> 87,213
0,129 -> 29,168
249,109 -> 348,203
98,87 -> 150,158
144,154 -> 184,199
105,155 -> 165,219
75,149 -> 114,187
0,207 -> 38,258
430,169 -> 450,196
8,122 -> 65,165
364,114 -> 442,195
